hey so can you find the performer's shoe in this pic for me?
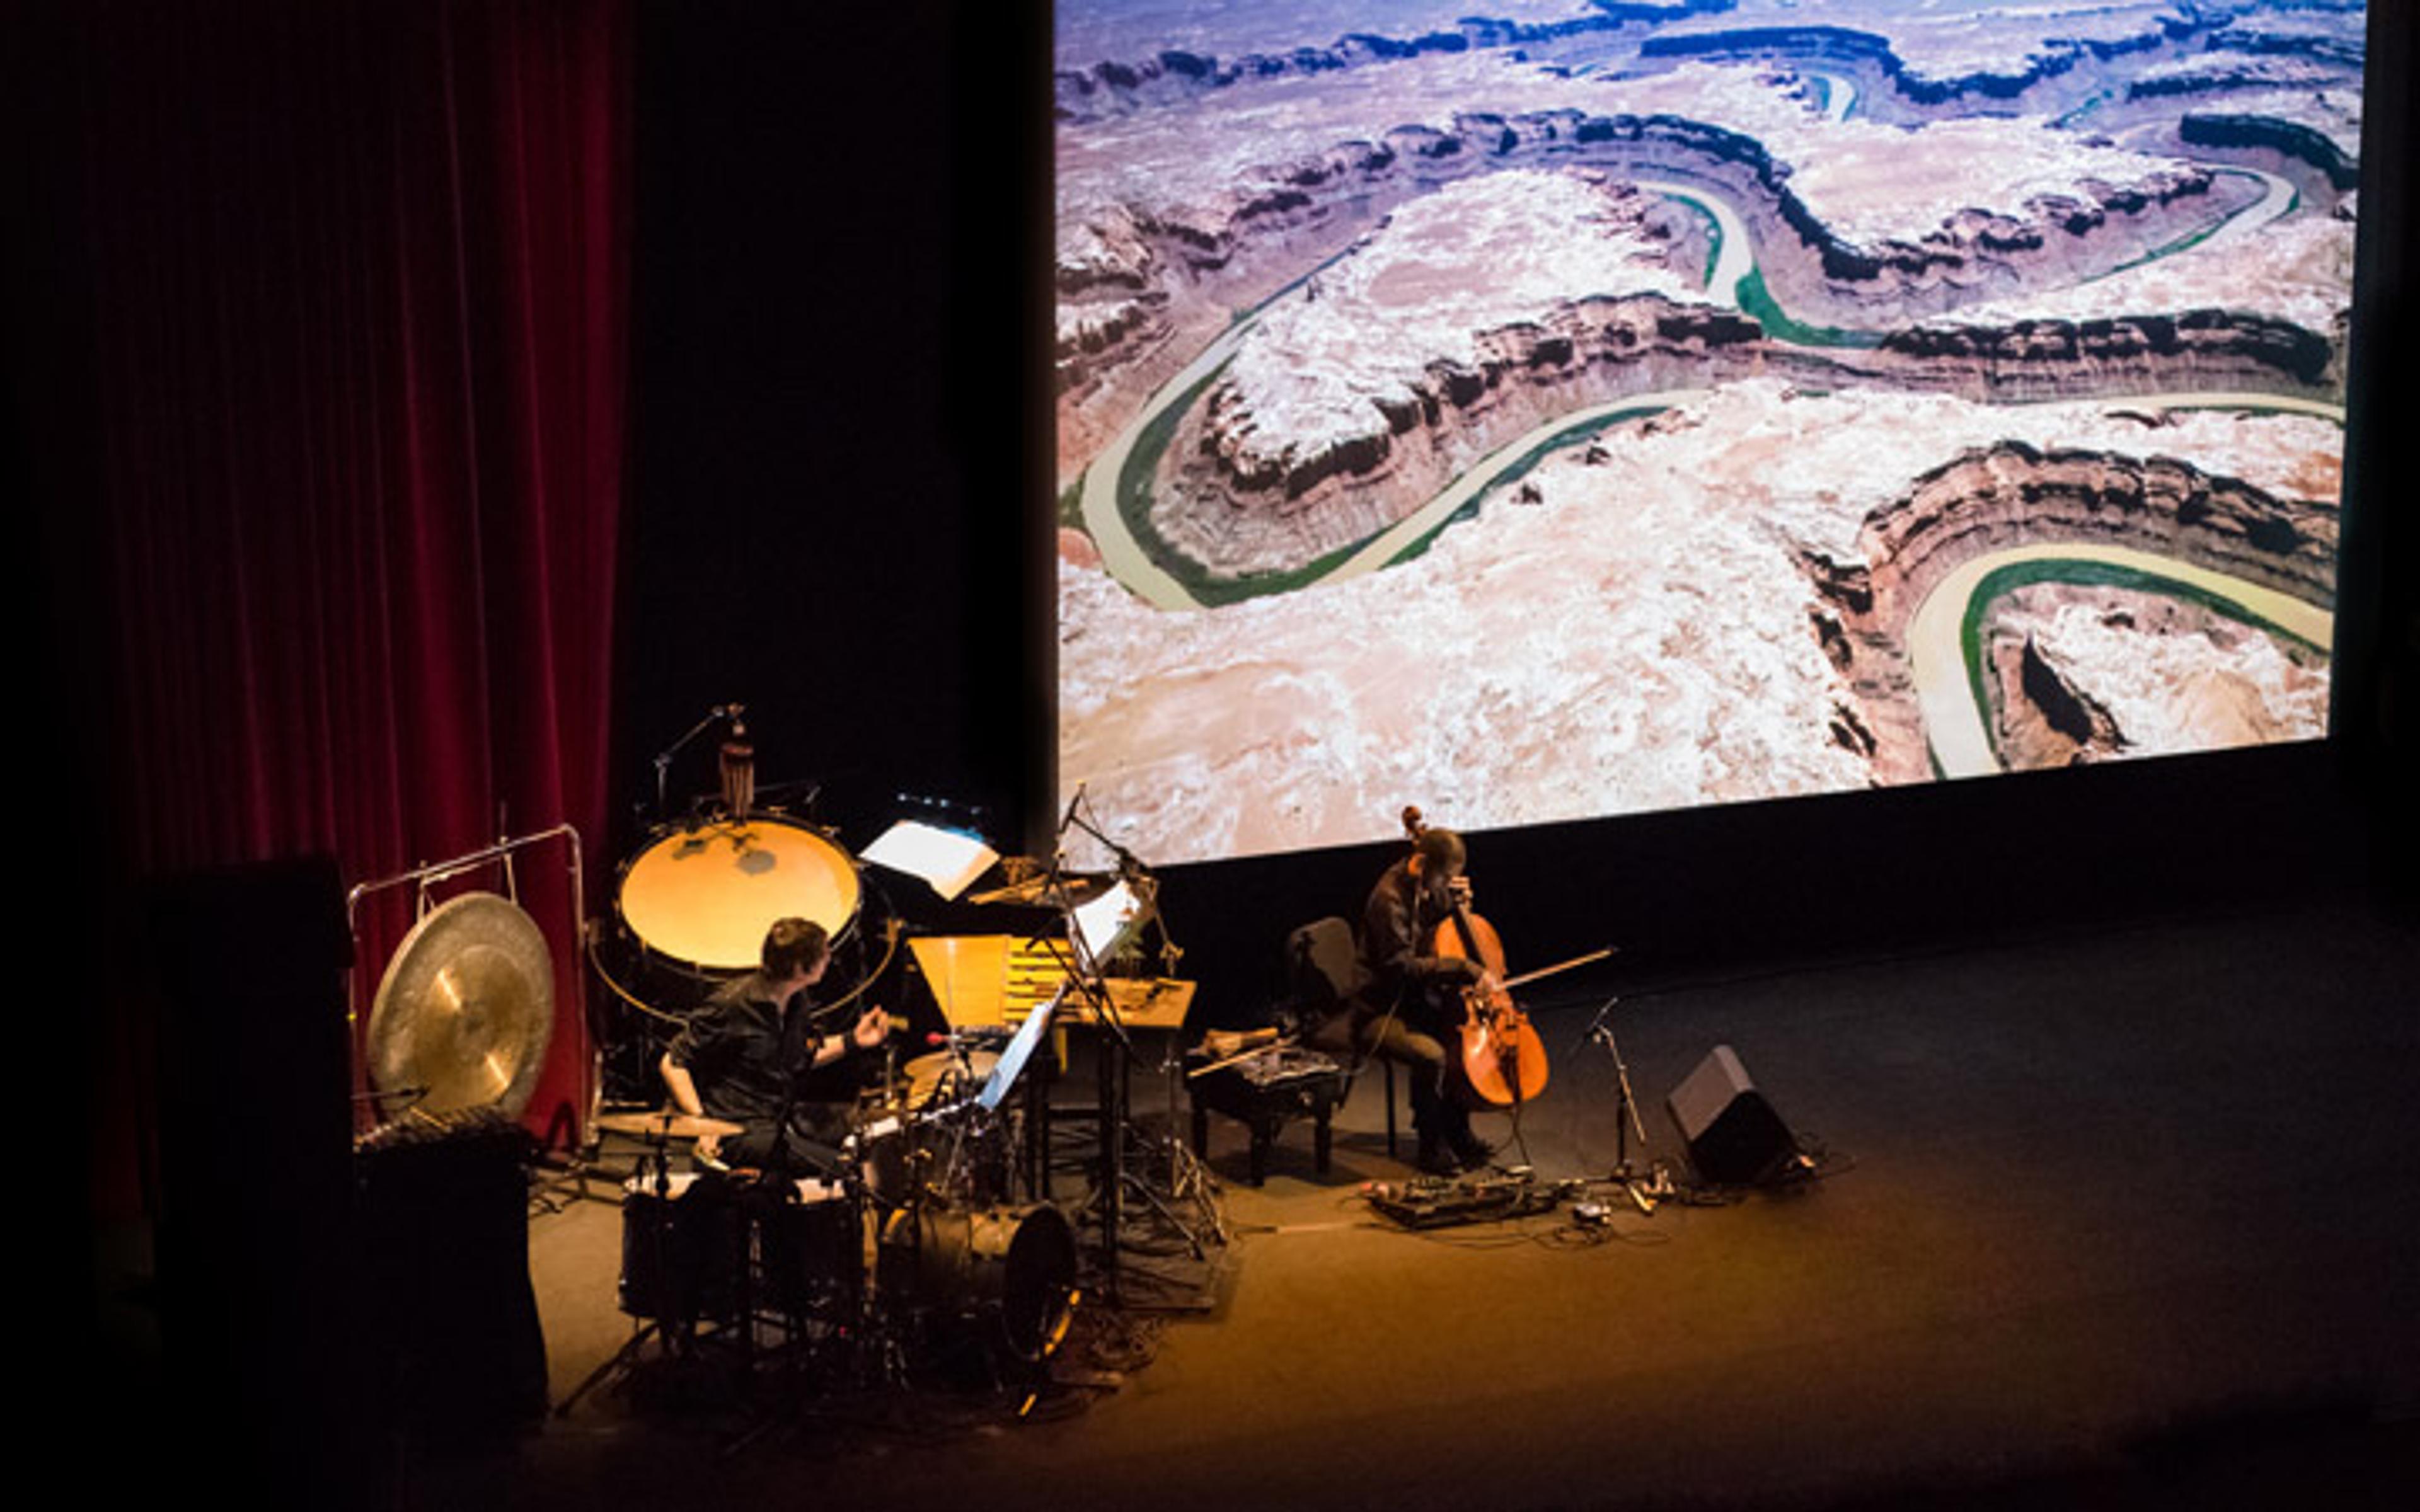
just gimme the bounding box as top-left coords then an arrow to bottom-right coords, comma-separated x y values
1414,1137 -> 1462,1177
1449,1130 -> 1495,1171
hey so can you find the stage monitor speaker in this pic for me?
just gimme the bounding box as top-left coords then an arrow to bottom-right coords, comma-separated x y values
1666,1045 -> 1799,1185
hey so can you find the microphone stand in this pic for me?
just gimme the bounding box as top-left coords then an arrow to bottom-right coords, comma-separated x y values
649,704 -> 742,824
1578,995 -> 1660,1210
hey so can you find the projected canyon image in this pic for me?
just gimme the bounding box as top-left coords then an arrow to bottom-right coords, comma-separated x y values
1052,1 -> 2360,866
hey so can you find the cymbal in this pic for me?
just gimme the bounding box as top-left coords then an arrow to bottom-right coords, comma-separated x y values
596,1109 -> 745,1141
901,1050 -> 1000,1111
368,892 -> 554,1119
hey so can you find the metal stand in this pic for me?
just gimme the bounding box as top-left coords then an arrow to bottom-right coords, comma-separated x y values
1579,996 -> 1665,1212
554,1126 -> 690,1418
1039,790 -> 1223,1305
346,823 -> 591,1136
1103,1043 -> 1221,1264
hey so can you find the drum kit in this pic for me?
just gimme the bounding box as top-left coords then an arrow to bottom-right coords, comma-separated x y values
554,711 -> 1229,1412
567,711 -> 1101,1406
567,1047 -> 1078,1409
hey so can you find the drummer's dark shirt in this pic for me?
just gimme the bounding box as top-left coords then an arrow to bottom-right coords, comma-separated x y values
667,971 -> 855,1123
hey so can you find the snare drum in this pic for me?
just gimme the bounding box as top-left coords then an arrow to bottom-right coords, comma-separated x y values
616,816 -> 862,973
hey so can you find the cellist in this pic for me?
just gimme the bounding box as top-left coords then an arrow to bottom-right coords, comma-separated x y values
1356,825 -> 1497,1175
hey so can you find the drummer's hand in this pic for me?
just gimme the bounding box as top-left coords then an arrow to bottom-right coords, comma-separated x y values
695,1131 -> 722,1163
851,1005 -> 890,1051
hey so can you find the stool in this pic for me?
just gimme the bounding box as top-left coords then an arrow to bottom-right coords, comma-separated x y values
1188,1048 -> 1349,1186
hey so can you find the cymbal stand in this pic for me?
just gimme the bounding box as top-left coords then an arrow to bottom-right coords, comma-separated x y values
1086,1000 -> 1217,1274
1579,995 -> 1664,1213
555,1126 -> 688,1417
1121,1130 -> 1224,1263
1027,805 -> 1138,1297
1055,794 -> 1224,1295
1053,946 -> 1143,1299
820,1123 -> 910,1399
1106,969 -> 1225,1269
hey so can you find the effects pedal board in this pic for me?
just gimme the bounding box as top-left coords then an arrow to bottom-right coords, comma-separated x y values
1363,1167 -> 1583,1230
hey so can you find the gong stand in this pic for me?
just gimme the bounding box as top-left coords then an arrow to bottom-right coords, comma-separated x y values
346,823 -> 590,1153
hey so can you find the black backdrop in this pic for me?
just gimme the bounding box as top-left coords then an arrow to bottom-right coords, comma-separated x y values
615,0 -> 1049,850
617,1 -> 2416,1024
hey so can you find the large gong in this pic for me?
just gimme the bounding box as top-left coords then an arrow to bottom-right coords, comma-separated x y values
367,891 -> 555,1118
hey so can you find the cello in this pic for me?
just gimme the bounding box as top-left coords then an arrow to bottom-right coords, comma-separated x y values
1401,807 -> 1551,1109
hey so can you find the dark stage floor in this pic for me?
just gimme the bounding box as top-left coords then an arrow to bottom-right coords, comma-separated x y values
107,890 -> 2420,1510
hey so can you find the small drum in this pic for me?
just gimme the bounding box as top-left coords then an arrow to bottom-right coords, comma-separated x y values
618,1171 -> 740,1322
850,1111 -> 917,1210
890,1203 -> 1078,1363
615,816 -> 862,973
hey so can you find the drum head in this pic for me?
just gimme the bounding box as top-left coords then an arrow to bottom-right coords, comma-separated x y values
617,818 -> 861,973
915,1204 -> 1077,1363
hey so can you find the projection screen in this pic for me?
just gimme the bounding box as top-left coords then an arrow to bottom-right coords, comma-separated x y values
1053,1 -> 2363,866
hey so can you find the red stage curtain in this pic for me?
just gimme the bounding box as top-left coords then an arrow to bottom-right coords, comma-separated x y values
60,0 -> 631,1201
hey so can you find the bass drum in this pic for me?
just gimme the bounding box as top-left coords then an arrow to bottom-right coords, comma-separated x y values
894,1204 -> 1076,1364
616,816 -> 861,975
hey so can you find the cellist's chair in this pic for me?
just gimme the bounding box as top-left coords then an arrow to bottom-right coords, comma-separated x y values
1287,916 -> 1366,1012
1288,918 -> 1409,1157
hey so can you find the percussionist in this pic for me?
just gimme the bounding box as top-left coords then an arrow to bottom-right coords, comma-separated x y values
659,917 -> 889,1174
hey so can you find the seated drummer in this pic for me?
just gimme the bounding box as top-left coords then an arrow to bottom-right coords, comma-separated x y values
659,917 -> 889,1176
